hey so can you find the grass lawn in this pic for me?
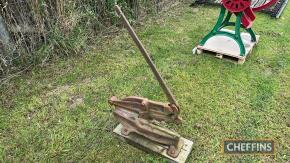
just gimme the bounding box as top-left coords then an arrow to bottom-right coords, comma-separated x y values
0,2 -> 289,162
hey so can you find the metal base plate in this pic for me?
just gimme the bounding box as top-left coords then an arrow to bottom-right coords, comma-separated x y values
194,29 -> 260,59
113,124 -> 193,163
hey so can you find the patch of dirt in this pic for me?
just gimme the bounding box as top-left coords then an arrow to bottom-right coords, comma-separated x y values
192,8 -> 199,13
264,68 -> 273,76
45,85 -> 71,97
193,123 -> 203,129
67,95 -> 84,109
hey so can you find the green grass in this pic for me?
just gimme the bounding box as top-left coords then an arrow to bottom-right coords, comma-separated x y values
1,2 -> 289,162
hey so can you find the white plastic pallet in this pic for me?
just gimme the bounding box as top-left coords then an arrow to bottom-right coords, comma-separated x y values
193,29 -> 260,64
113,124 -> 193,163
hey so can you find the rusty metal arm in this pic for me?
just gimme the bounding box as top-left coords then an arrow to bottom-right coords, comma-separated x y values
114,5 -> 180,110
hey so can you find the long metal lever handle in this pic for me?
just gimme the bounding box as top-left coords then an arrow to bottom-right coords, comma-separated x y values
114,5 -> 179,110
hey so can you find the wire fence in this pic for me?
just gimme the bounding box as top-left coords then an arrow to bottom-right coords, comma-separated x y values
0,0 -> 180,78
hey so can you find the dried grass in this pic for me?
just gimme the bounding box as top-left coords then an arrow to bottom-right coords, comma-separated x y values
0,0 -> 179,78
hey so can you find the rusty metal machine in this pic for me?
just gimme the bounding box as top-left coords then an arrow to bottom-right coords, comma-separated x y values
109,5 -> 193,162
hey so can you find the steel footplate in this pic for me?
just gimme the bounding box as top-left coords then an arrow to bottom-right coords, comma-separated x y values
113,124 -> 193,163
